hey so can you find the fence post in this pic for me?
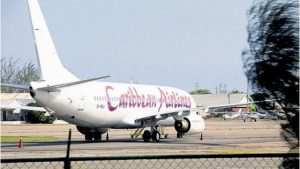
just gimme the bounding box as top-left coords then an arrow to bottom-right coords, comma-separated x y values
65,129 -> 72,169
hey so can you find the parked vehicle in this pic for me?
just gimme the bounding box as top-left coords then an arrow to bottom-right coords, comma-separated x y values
242,112 -> 260,122
222,112 -> 241,120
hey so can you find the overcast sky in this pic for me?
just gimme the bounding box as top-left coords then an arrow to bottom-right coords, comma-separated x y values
2,0 -> 253,93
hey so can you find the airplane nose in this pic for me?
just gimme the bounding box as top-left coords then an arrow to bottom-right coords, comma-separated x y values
29,86 -> 36,98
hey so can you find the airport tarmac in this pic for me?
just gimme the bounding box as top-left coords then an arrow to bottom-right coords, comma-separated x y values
1,119 -> 295,158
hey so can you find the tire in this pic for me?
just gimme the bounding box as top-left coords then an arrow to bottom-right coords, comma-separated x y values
94,132 -> 102,142
85,133 -> 93,141
151,130 -> 160,142
142,130 -> 151,142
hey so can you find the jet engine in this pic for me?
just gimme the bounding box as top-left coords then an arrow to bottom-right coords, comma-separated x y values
174,118 -> 191,134
174,112 -> 205,135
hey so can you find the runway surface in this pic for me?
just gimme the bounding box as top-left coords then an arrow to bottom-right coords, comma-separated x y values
1,119 -> 294,158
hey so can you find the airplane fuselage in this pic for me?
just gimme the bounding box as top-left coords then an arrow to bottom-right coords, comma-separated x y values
32,81 -> 197,128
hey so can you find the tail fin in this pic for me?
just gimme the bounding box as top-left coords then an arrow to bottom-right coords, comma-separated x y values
28,0 -> 78,84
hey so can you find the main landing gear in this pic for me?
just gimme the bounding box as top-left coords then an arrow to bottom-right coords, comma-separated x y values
142,127 -> 161,142
84,132 -> 102,142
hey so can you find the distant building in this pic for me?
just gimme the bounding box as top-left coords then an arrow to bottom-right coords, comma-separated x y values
1,93 -> 34,122
192,93 -> 253,113
1,93 -> 67,124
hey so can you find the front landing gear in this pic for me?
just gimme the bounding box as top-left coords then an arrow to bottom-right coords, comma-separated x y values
177,133 -> 184,138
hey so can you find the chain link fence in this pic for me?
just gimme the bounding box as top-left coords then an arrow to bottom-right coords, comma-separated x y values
1,154 -> 299,169
1,153 -> 299,169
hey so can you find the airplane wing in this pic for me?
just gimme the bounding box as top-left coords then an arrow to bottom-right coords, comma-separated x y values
134,107 -> 198,125
200,99 -> 275,112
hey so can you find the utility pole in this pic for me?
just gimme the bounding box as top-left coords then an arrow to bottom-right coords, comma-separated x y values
247,78 -> 249,113
195,82 -> 199,91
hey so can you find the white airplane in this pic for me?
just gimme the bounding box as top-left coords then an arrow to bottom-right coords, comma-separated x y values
2,0 -> 205,142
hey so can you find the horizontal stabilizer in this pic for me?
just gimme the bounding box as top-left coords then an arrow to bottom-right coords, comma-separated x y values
38,75 -> 112,92
1,83 -> 30,90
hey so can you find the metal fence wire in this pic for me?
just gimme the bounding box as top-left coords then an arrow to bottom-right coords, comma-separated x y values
1,153 -> 299,169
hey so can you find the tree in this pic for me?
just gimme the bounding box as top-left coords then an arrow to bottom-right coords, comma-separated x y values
1,57 -> 39,93
25,103 -> 56,124
189,89 -> 211,95
243,0 -> 298,167
248,104 -> 257,112
230,89 -> 242,94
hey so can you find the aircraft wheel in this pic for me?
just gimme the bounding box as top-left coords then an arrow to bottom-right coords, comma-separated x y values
151,130 -> 160,142
142,130 -> 151,142
94,132 -> 102,142
85,133 -> 93,141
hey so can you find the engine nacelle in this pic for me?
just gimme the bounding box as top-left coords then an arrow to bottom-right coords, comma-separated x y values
174,112 -> 205,135
76,126 -> 108,135
174,118 -> 191,134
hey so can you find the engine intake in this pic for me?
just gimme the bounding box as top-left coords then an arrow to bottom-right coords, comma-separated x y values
29,86 -> 36,98
174,118 -> 191,134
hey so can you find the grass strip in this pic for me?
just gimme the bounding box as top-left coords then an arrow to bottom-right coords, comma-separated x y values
1,136 -> 58,143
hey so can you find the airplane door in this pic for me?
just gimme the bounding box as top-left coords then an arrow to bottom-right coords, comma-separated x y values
77,96 -> 85,111
76,86 -> 86,112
